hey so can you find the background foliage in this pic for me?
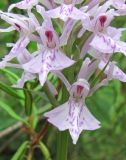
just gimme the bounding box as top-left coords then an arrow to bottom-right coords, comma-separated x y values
0,1 -> 126,160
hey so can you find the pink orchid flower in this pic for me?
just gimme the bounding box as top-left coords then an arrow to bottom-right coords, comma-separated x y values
88,47 -> 126,83
45,79 -> 100,144
22,13 -> 75,86
45,62 -> 100,144
90,29 -> 126,57
80,1 -> 115,58
80,2 -> 126,59
0,10 -> 40,68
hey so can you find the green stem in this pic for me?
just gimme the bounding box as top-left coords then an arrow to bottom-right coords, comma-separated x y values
56,86 -> 69,160
56,131 -> 69,160
24,82 -> 33,116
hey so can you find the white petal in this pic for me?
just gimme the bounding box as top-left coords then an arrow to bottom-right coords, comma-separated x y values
39,70 -> 49,86
51,50 -> 75,70
99,61 -> 126,82
44,102 -> 69,131
8,0 -> 38,11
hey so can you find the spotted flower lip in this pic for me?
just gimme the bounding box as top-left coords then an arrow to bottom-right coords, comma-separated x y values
44,78 -> 100,144
90,32 -> 126,56
22,48 -> 75,86
45,2 -> 89,22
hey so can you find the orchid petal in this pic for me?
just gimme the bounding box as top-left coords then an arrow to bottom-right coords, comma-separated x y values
47,80 -> 58,96
39,70 -> 49,86
80,34 -> 94,58
22,52 -> 43,73
46,5 -> 88,22
54,0 -> 83,4
13,72 -> 36,88
51,50 -> 75,70
78,58 -> 99,80
0,26 -> 15,32
8,0 -> 38,11
17,49 -> 33,64
87,0 -> 100,11
90,33 -> 126,55
3,36 -> 29,62
0,14 -> 28,31
99,61 -> 126,82
106,26 -> 125,41
44,102 -> 69,131
60,19 -> 76,46
53,71 -> 71,90
78,58 -> 91,79
45,100 -> 100,144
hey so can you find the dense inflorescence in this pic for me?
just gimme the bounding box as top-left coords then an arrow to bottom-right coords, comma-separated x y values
1,0 -> 126,144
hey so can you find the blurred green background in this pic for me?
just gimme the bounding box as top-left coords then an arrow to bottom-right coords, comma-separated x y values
0,1 -> 126,160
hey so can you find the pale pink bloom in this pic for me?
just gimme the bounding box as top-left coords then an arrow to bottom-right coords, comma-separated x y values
45,78 -> 100,144
3,47 -> 36,88
0,36 -> 30,68
0,10 -> 40,67
80,1 -> 113,35
90,31 -> 126,57
99,61 -> 126,82
8,0 -> 57,11
22,14 -> 75,86
45,63 -> 100,144
88,48 -> 126,83
45,0 -> 88,21
110,0 -> 126,13
80,2 -> 115,58
0,10 -> 40,33
8,0 -> 38,11
88,60 -> 126,96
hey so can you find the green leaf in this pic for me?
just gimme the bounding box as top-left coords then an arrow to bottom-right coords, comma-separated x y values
11,141 -> 29,160
39,141 -> 52,160
24,82 -> 33,116
0,100 -> 26,123
0,68 -> 19,81
0,82 -> 24,99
